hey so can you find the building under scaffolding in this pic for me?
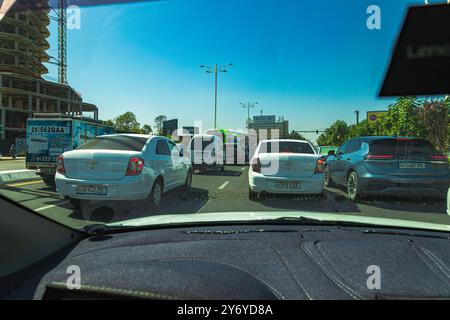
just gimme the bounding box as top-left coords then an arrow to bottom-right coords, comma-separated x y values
0,0 -> 98,151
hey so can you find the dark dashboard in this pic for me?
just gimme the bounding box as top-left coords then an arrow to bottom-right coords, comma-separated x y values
2,224 -> 450,300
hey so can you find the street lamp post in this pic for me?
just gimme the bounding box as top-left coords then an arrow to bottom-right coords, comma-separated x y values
200,63 -> 233,128
240,102 -> 258,124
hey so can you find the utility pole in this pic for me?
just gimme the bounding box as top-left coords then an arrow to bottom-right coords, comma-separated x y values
200,63 -> 233,128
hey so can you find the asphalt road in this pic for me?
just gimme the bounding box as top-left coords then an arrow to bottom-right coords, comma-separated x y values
1,165 -> 450,229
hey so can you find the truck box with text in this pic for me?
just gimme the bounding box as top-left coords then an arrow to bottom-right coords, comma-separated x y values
26,114 -> 114,186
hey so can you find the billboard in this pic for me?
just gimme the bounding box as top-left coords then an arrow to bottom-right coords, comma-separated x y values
253,115 -> 276,124
367,111 -> 387,123
163,119 -> 178,136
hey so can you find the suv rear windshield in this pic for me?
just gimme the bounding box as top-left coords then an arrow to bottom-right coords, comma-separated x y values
260,141 -> 315,154
369,139 -> 438,157
77,136 -> 148,151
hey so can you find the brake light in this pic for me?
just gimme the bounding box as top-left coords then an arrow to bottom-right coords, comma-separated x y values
314,158 -> 326,174
126,157 -> 144,176
252,158 -> 261,173
364,154 -> 394,160
56,155 -> 65,174
430,155 -> 448,161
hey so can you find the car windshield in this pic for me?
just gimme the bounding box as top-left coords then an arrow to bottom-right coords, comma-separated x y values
1,0 -> 450,234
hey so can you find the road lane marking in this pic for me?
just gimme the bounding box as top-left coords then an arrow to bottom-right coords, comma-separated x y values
218,181 -> 230,190
241,167 -> 246,171
6,180 -> 43,187
35,201 -> 67,212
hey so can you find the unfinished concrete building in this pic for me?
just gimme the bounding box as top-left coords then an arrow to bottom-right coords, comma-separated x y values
0,0 -> 99,150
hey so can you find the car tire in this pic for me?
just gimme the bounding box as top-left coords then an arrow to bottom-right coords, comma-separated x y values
249,187 -> 259,201
43,176 -> 56,187
148,179 -> 163,210
324,168 -> 335,188
347,171 -> 364,201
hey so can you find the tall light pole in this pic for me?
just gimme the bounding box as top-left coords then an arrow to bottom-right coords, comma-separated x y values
200,63 -> 233,128
240,102 -> 258,124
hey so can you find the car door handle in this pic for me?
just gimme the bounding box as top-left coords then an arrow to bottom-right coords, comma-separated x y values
346,158 -> 351,161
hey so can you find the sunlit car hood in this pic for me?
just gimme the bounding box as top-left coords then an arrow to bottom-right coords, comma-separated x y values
107,211 -> 450,233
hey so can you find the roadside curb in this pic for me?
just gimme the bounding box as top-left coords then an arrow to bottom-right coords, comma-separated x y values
0,169 -> 40,185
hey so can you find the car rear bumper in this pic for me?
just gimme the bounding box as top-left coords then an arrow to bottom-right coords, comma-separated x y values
55,173 -> 152,200
249,172 -> 324,194
359,174 -> 450,197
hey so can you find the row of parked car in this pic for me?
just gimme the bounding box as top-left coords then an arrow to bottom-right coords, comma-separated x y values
53,133 -> 450,211
248,136 -> 450,201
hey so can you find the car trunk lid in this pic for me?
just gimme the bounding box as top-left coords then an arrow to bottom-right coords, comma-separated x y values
63,150 -> 142,180
259,153 -> 319,178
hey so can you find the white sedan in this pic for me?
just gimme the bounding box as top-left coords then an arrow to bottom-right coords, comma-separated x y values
248,139 -> 325,200
55,134 -> 192,209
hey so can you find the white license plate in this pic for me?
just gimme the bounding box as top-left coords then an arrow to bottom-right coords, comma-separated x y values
275,182 -> 299,189
76,185 -> 107,195
399,163 -> 426,169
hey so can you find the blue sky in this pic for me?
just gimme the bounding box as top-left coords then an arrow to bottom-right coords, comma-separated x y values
44,0 -> 431,139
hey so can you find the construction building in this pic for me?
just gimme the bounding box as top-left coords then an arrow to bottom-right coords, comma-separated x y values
0,0 -> 98,151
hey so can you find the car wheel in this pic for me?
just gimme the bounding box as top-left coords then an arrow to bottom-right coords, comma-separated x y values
43,176 -> 56,188
249,187 -> 259,201
184,169 -> 192,190
347,171 -> 363,201
148,179 -> 163,209
324,168 -> 335,188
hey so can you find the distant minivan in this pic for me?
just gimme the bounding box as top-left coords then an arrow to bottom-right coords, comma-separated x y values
325,136 -> 450,201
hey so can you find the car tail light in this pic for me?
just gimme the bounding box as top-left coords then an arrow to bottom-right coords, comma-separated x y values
126,157 -> 144,176
56,155 -> 65,174
430,155 -> 448,161
314,158 -> 326,174
252,158 -> 261,173
364,154 -> 394,160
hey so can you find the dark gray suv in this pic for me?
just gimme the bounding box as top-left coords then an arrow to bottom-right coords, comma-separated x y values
325,136 -> 450,201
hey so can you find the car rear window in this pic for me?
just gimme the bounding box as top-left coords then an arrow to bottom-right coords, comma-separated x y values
369,139 -> 437,157
77,136 -> 148,151
260,141 -> 315,154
